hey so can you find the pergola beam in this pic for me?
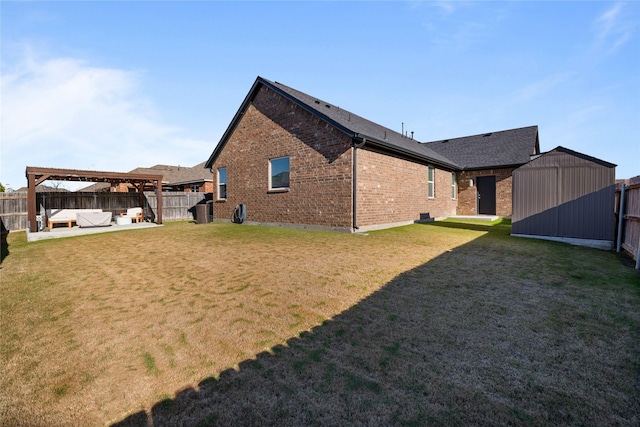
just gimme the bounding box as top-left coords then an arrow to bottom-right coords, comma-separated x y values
25,166 -> 164,232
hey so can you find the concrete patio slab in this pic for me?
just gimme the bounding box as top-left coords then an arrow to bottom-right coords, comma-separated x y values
26,222 -> 163,242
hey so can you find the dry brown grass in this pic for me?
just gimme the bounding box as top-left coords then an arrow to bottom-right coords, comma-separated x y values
1,220 -> 638,426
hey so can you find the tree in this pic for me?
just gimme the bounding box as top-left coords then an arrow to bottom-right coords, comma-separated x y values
48,181 -> 69,191
0,182 -> 5,192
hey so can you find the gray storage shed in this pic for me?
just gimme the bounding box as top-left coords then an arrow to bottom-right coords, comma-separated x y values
511,146 -> 616,249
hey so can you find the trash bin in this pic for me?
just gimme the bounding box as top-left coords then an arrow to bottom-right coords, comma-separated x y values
195,203 -> 209,224
207,200 -> 214,222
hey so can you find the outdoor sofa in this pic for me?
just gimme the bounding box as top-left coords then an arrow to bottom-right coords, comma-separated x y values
46,209 -> 110,230
123,207 -> 144,223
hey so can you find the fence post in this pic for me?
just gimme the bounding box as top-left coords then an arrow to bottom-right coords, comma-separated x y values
616,184 -> 626,253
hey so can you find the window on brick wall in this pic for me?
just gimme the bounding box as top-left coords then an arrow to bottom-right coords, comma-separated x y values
269,157 -> 290,190
428,166 -> 435,198
190,184 -> 200,193
217,168 -> 227,200
451,172 -> 457,200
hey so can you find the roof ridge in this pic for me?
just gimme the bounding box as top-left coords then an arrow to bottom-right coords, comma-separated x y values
423,125 -> 538,144
205,76 -> 538,172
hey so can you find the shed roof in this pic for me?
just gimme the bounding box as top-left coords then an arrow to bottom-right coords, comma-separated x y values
520,146 -> 616,169
424,126 -> 540,170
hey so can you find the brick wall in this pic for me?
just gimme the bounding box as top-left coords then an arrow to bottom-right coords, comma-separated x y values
356,149 -> 458,227
201,182 -> 214,193
182,182 -> 213,192
456,167 -> 516,216
212,85 -> 354,229
209,84 -> 519,230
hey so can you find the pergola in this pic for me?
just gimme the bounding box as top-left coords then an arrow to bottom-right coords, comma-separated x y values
25,166 -> 164,232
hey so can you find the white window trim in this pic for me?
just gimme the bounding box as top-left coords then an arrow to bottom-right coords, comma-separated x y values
217,168 -> 227,200
451,172 -> 457,200
269,157 -> 290,191
428,166 -> 435,199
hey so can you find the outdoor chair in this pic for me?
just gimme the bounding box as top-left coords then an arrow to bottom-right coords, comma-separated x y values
125,207 -> 144,223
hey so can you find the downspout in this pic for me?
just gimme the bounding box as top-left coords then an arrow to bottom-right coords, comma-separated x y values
352,137 -> 366,231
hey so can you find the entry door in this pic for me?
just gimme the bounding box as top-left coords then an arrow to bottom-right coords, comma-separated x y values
477,176 -> 496,215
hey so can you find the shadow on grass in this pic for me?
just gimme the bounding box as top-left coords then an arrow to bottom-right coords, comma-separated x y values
112,229 -> 639,426
1,219 -> 9,265
420,218 -> 512,234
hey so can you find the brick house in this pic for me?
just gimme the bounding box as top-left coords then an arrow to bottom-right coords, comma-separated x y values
425,126 -> 540,217
204,77 -> 539,232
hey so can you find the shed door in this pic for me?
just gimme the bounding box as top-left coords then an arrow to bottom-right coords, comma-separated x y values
477,176 -> 496,215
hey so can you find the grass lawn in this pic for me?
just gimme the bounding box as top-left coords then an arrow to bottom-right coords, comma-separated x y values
1,220 -> 639,426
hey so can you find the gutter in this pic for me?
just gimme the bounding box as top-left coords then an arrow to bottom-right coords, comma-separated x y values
460,162 -> 529,172
353,133 -> 459,172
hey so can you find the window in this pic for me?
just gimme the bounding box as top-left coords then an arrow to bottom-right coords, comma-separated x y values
428,166 -> 435,198
218,168 -> 227,200
269,157 -> 290,190
451,172 -> 457,200
190,184 -> 200,193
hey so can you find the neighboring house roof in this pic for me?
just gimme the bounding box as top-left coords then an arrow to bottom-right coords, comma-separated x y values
205,77 -> 540,172
15,184 -> 71,192
169,161 -> 212,186
424,126 -> 540,170
128,164 -> 191,184
79,163 -> 211,191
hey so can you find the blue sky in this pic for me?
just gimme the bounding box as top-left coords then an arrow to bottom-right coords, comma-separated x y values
2,1 -> 638,190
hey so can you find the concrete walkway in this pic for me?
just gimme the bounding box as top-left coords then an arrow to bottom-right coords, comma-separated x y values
447,215 -> 501,222
27,222 -> 163,242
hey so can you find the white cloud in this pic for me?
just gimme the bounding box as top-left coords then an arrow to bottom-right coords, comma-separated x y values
593,2 -> 634,52
1,49 -> 212,190
512,72 -> 573,103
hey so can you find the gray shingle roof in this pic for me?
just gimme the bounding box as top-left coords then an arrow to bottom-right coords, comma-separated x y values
424,126 -> 540,170
205,76 -> 540,172
170,161 -> 212,186
266,79 -> 458,169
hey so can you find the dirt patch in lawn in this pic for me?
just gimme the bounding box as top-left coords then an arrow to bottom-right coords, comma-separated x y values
1,220 -> 639,426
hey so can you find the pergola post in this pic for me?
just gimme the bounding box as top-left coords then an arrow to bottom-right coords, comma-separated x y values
135,183 -> 146,219
27,172 -> 37,233
156,180 -> 163,224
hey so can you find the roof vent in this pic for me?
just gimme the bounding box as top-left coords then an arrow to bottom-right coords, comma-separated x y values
325,104 -> 330,108
442,139 -> 449,143
314,100 -> 320,104
483,133 -> 493,137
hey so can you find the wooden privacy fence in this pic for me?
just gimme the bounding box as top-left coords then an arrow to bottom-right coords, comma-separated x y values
0,191 -> 212,231
144,191 -> 212,222
0,192 -> 28,231
615,177 -> 640,268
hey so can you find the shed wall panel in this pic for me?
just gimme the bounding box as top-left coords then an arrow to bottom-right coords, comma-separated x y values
512,149 -> 615,241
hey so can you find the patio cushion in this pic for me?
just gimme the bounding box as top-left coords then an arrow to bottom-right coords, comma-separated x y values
77,212 -> 112,228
